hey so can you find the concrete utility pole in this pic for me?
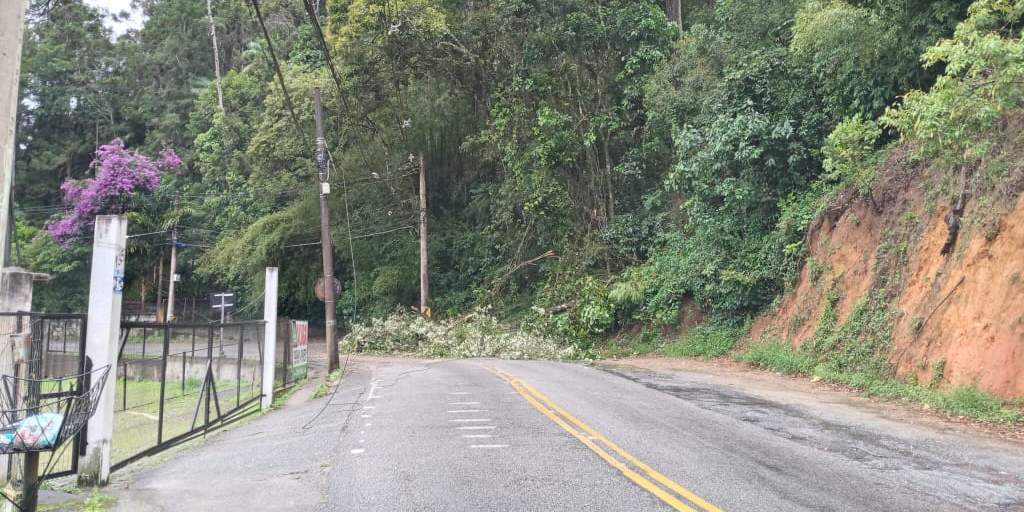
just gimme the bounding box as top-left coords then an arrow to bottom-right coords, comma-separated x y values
165,230 -> 177,322
419,154 -> 429,315
79,215 -> 128,488
312,88 -> 339,372
0,0 -> 28,266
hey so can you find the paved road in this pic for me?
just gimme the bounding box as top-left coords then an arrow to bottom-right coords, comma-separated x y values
114,357 -> 1024,511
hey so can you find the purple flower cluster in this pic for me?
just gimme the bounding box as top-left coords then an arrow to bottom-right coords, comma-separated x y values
48,139 -> 181,247
158,148 -> 183,171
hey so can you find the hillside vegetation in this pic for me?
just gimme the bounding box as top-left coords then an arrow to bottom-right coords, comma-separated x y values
14,1 -> 1024,415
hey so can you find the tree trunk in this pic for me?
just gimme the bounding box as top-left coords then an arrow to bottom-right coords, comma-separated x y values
603,134 -> 615,221
205,0 -> 225,114
138,279 -> 146,321
419,154 -> 429,314
941,165 -> 970,255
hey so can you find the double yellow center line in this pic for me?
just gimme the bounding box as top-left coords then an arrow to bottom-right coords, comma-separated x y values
488,367 -> 721,512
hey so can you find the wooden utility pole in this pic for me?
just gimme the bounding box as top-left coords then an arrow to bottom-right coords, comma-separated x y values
419,154 -> 429,315
664,0 -> 683,28
165,230 -> 178,322
313,88 -> 339,372
156,251 -> 165,322
0,0 -> 28,267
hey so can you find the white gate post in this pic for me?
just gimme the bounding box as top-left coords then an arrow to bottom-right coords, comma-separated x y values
78,215 -> 127,487
261,267 -> 278,410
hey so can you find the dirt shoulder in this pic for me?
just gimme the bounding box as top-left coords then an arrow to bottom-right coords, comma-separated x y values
596,356 -> 1024,444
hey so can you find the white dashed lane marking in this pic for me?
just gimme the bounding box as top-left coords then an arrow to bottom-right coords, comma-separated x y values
447,389 -> 503,447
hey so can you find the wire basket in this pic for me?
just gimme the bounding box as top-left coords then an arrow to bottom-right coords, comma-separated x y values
0,365 -> 110,454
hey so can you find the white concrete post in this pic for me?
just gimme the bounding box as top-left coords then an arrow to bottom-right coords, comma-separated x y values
261,267 -> 278,410
78,215 -> 127,487
1,0 -> 29,265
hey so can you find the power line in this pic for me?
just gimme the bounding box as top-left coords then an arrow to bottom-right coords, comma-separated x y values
299,0 -> 378,138
280,241 -> 321,248
327,148 -> 359,326
349,224 -> 415,240
127,230 -> 170,239
248,0 -> 302,131
301,0 -> 345,109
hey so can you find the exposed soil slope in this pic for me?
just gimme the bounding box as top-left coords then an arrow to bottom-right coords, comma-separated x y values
752,127 -> 1024,399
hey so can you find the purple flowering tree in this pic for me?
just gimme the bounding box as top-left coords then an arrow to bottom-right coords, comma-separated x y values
48,139 -> 181,247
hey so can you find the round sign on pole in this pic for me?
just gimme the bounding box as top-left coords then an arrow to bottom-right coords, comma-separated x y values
315,277 -> 342,301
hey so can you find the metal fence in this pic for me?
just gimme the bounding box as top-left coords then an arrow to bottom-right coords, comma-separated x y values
0,312 -> 88,481
111,320 -> 265,470
0,312 -> 303,478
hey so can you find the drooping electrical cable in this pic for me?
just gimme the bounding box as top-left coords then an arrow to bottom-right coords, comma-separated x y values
248,0 -> 302,131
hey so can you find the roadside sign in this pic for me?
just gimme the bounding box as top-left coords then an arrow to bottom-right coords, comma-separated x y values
210,292 -> 235,312
314,278 -> 341,301
291,320 -> 309,380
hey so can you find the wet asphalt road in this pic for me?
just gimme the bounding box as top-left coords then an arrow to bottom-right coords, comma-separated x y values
115,357 -> 1024,511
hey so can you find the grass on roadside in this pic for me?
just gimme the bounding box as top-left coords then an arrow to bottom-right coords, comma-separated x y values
312,369 -> 343,399
599,324 -> 745,360
737,341 -> 1022,424
37,490 -> 116,512
600,336 -> 660,358
271,378 -> 307,409
112,376 -> 261,463
660,325 -> 745,358
81,490 -> 116,512
737,341 -> 817,375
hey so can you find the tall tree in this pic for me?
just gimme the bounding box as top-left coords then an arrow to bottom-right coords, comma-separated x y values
16,0 -> 121,207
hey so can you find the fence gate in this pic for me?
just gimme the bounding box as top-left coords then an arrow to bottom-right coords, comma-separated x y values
0,312 -> 89,481
111,320 -> 265,470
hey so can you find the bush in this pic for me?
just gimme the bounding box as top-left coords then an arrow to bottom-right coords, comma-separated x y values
881,0 -> 1024,164
821,116 -> 883,195
535,275 -> 614,347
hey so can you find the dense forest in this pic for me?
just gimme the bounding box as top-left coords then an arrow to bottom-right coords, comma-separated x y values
13,0 -> 1024,352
